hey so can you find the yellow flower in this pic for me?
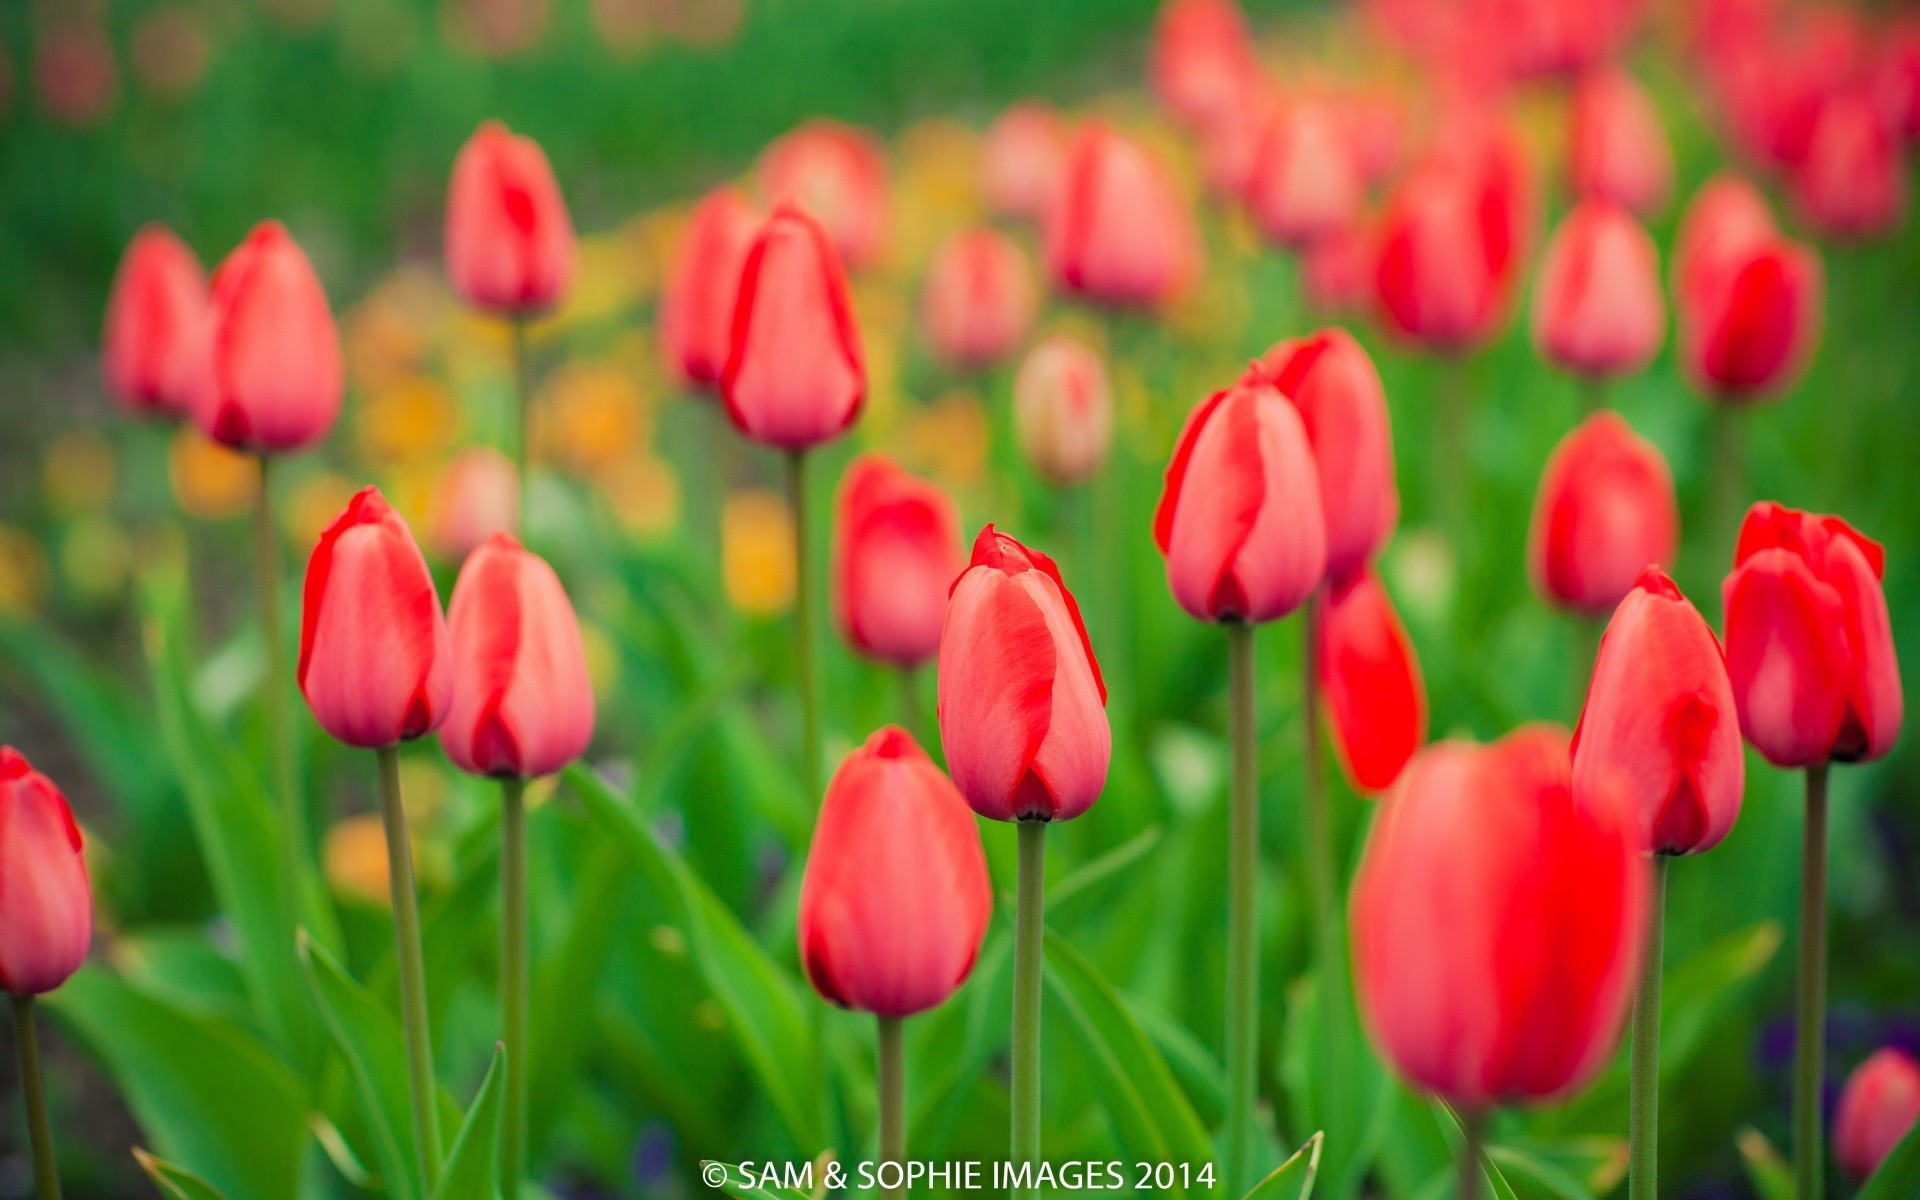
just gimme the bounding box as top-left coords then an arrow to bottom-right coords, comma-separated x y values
285,472 -> 360,550
169,428 -> 259,521
356,375 -> 461,465
538,363 -> 649,478
897,393 -> 989,489
42,431 -> 116,517
343,266 -> 453,394
324,815 -> 394,907
601,452 -> 680,540
722,489 -> 795,616
531,232 -> 647,336
0,525 -> 50,617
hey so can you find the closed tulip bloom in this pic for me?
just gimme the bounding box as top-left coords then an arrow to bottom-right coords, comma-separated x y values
441,533 -> 595,779
1673,173 -> 1776,304
797,727 -> 992,1016
833,455 -> 963,668
1872,21 -> 1920,143
756,121 -> 889,271
1351,725 -> 1650,1109
1531,201 -> 1666,379
1150,0 -> 1259,128
1247,99 -> 1364,249
1373,164 -> 1504,352
0,748 -> 92,996
1316,570 -> 1426,794
938,526 -> 1110,823
299,488 -> 453,749
1044,123 -> 1200,309
1198,78 -> 1276,201
1677,235 -> 1822,401
1568,68 -> 1673,216
1721,503 -> 1902,767
190,221 -> 342,454
980,103 -> 1066,221
1573,568 -> 1744,855
1013,336 -> 1113,486
1791,87 -> 1908,241
721,205 -> 866,450
658,187 -> 759,391
1155,377 -> 1327,624
1528,412 -> 1678,617
102,224 -> 207,418
445,121 -> 576,316
1834,1048 -> 1920,1180
919,229 -> 1037,371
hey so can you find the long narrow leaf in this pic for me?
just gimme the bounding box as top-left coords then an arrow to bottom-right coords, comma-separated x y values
134,1150 -> 233,1200
1245,1133 -> 1323,1200
431,1047 -> 507,1200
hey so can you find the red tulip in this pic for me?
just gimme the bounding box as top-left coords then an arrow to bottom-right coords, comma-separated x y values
190,221 -> 342,454
298,488 -> 452,750
1198,77 -> 1277,201
756,121 -> 889,272
980,103 -> 1066,221
721,205 -> 866,451
1315,569 -> 1426,794
1568,68 -> 1673,216
1722,503 -> 1902,767
441,533 -> 595,779
102,224 -> 207,418
444,121 -> 576,316
1710,11 -> 1860,170
1150,0 -> 1259,129
658,187 -> 759,391
1044,123 -> 1200,309
1351,725 -> 1650,1109
1342,88 -> 1407,186
1530,201 -> 1666,380
1835,1048 -> 1920,1180
1013,336 -> 1113,486
1528,412 -> 1678,617
426,446 -> 519,563
1677,233 -> 1822,403
1301,218 -> 1378,317
1871,20 -> 1920,143
1573,568 -> 1744,855
1487,0 -> 1647,79
1246,98 -> 1364,250
1155,375 -> 1327,624
919,229 -> 1037,371
1790,87 -> 1908,241
0,748 -> 92,997
833,455 -> 964,669
938,526 -> 1109,823
797,727 -> 992,1016
1673,173 -> 1777,303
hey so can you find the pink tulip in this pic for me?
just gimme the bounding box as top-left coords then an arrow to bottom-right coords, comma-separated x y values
0,748 -> 92,996
426,446 -> 519,563
1834,1048 -> 1920,1180
1246,98 -> 1364,249
1528,412 -> 1678,617
658,187 -> 759,391
1790,86 -> 1908,241
1044,122 -> 1200,309
102,224 -> 207,418
833,455 -> 963,669
1531,201 -> 1666,380
919,229 -> 1037,371
1013,336 -> 1113,487
756,121 -> 889,271
445,121 -> 576,316
1150,0 -> 1259,129
980,103 -> 1066,221
1568,68 -> 1674,216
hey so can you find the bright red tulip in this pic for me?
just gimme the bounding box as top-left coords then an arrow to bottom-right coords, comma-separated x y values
1013,335 -> 1113,486
797,727 -> 992,1017
1573,568 -> 1744,855
721,205 -> 866,451
102,224 -> 207,418
1568,68 -> 1673,216
980,103 -> 1066,221
1722,503 -> 1902,767
1531,201 -> 1666,380
1246,98 -> 1364,250
658,187 -> 759,391
1044,122 -> 1200,309
938,526 -> 1110,823
1155,375 -> 1327,624
441,533 -> 595,779
919,228 -> 1037,371
1791,87 -> 1908,241
190,221 -> 342,454
756,121 -> 889,271
0,748 -> 92,997
1528,412 -> 1678,617
1150,0 -> 1259,128
1316,570 -> 1426,794
1198,78 -> 1276,201
1835,1048 -> 1920,1180
1673,173 -> 1778,305
299,488 -> 452,750
833,455 -> 963,669
1351,724 -> 1650,1109
444,121 -> 576,316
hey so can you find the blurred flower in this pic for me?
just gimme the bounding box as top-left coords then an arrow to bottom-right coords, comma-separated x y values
0,748 -> 94,996
35,23 -> 117,129
285,472 -> 359,551
357,376 -> 460,465
446,121 -> 576,317
832,455 -> 962,669
896,393 -> 989,490
1530,200 -> 1665,381
1673,178 -> 1821,403
538,363 -> 648,477
645,0 -> 745,50
103,224 -> 207,418
59,517 -> 131,607
1247,98 -> 1364,250
0,526 -> 49,617
1197,76 -> 1275,202
1316,568 -> 1426,795
600,452 -> 679,541
919,229 -> 1036,372
589,0 -> 654,55
1013,336 -> 1112,487
722,490 -> 795,616
426,447 -> 518,561
443,0 -> 551,58
1528,412 -> 1677,617
756,121 -> 890,272
130,7 -> 211,102
324,814 -> 394,906
169,426 -> 259,520
1569,68 -> 1673,216
1045,122 -> 1200,310
42,431 -> 116,517
344,267 -> 454,395
657,187 -> 758,393
1872,19 -> 1920,144
980,103 -> 1066,222
1790,87 -> 1908,242
1834,1048 -> 1920,1180
1301,217 -> 1376,318
1151,0 -> 1260,129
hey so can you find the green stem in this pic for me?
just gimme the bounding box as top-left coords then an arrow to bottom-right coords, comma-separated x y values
1437,357 -> 1470,542
377,746 -> 442,1193
1460,1109 -> 1486,1200
1582,375 -> 1607,417
898,666 -> 922,744
787,449 -> 822,809
1300,594 -> 1336,980
877,1015 -> 906,1200
1011,819 -> 1046,1200
1794,765 -> 1829,1200
1629,856 -> 1668,1200
12,996 -> 61,1200
1572,616 -> 1603,724
500,778 -> 529,1200
1709,407 -> 1745,571
1224,621 -> 1259,1198
254,457 -> 309,871
512,319 -> 532,540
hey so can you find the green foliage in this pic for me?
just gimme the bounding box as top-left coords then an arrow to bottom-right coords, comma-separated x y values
1858,1115 -> 1920,1200
134,1150 -> 234,1200
1243,1133 -> 1321,1200
430,1047 -> 507,1200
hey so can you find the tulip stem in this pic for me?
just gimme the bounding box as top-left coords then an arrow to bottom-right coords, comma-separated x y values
787,450 -> 822,810
877,1015 -> 906,1200
511,318 -> 532,539
254,457 -> 310,873
1011,818 -> 1046,1200
1629,855 -> 1668,1200
1583,375 -> 1607,416
11,996 -> 61,1200
1794,764 -> 1830,1200
377,745 -> 442,1194
1708,408 -> 1744,568
1437,357 -> 1470,542
1300,595 -> 1337,985
1224,621 -> 1259,1199
898,666 -> 922,744
500,777 -> 529,1200
1459,1109 -> 1486,1200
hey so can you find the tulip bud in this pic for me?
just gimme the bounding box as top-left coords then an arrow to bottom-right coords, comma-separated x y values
1528,412 -> 1679,617
1573,568 -> 1744,855
299,487 -> 452,749
756,121 -> 889,272
833,455 -> 964,669
1315,570 -> 1426,794
0,748 -> 92,996
1721,503 -> 1902,767
1246,99 -> 1364,250
444,121 -> 576,316
721,205 -> 866,451
441,533 -> 595,779
1791,87 -> 1908,241
1530,201 -> 1666,380
190,221 -> 342,455
1835,1048 -> 1920,1180
1150,0 -> 1259,128
1568,69 -> 1673,216
1351,725 -> 1650,1110
658,187 -> 759,392
1373,164 -> 1505,353
1198,79 -> 1277,202
938,526 -> 1110,822
102,224 -> 207,418
919,229 -> 1037,372
1154,377 -> 1327,624
1872,21 -> 1920,144
1673,173 -> 1777,304
425,446 -> 518,562
797,727 -> 993,1016
1674,177 -> 1823,403
1012,336 -> 1113,487
980,103 -> 1066,222
1044,123 -> 1200,309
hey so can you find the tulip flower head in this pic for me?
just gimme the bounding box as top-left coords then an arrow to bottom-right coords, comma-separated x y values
1568,68 -> 1674,216
0,748 -> 92,997
1531,201 -> 1666,380
1246,98 -> 1364,249
1528,412 -> 1678,617
1012,336 -> 1113,487
445,121 -> 577,316
658,187 -> 759,391
1315,569 -> 1426,794
1791,87 -> 1908,241
1673,176 -> 1822,403
1834,1048 -> 1920,1180
919,228 -> 1037,371
1150,0 -> 1259,128
980,103 -> 1066,221
102,223 -> 207,418
833,455 -> 964,669
1044,122 -> 1200,309
756,121 -> 890,271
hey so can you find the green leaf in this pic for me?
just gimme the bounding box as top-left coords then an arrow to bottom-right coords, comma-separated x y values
431,1046 -> 507,1200
134,1149 -> 234,1200
1484,1145 -> 1597,1200
1280,969 -> 1393,1200
1244,1132 -> 1322,1200
1859,1109 -> 1920,1200
699,1159 -> 821,1200
527,842 -> 627,1159
1430,1102 -> 1521,1200
1050,825 -> 1164,916
1735,1127 -> 1794,1200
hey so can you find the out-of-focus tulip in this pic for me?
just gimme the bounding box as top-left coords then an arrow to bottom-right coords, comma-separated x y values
444,121 -> 576,316
1528,412 -> 1678,617
426,446 -> 519,562
1531,201 -> 1666,380
0,748 -> 92,996
938,526 -> 1109,822
103,224 -> 207,418
1490,0 -> 1647,79
1791,87 -> 1908,241
1155,376 -> 1327,624
1012,336 -> 1112,486
797,727 -> 992,1016
919,229 -> 1037,371
980,103 -> 1066,221
1250,329 -> 1396,583
1044,123 -> 1200,309
1569,68 -> 1673,216
298,487 -> 452,749
756,121 -> 889,271
833,455 -> 963,669
1673,173 -> 1776,298
1199,79 -> 1276,201
1373,150 -> 1523,352
35,23 -> 117,129
1721,502 -> 1902,767
440,533 -> 594,778
721,205 -> 866,450
1316,569 -> 1426,794
658,187 -> 759,391
191,221 -> 343,455
1302,218 -> 1377,317
1573,568 -> 1744,855
1343,88 -> 1406,185
1351,725 -> 1649,1109
1150,0 -> 1259,128
1872,21 -> 1920,143
1711,11 -> 1860,170
1246,99 -> 1364,249
1677,236 -> 1822,403
1835,1048 -> 1920,1180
